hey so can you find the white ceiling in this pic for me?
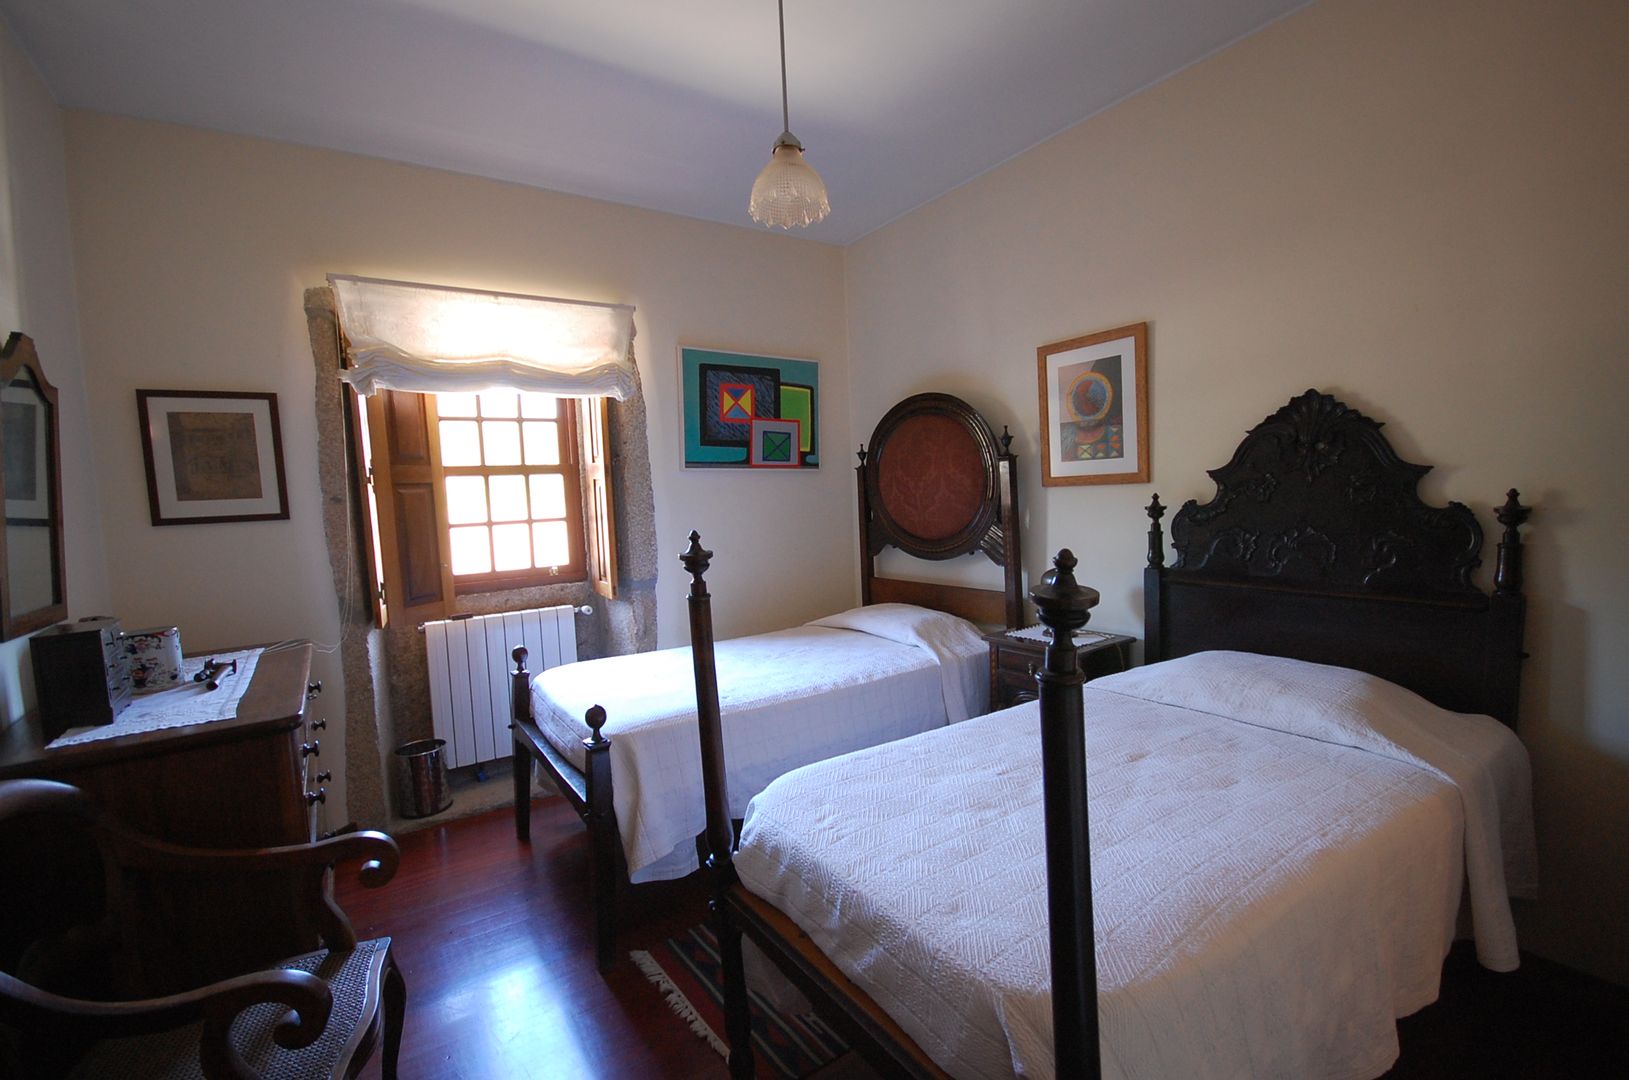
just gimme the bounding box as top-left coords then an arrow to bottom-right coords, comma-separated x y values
0,0 -> 1312,244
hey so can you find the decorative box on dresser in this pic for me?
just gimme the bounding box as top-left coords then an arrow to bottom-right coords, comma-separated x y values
984,627 -> 1136,710
0,641 -> 329,993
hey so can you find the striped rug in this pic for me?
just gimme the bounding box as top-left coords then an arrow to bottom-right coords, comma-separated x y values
631,924 -> 850,1079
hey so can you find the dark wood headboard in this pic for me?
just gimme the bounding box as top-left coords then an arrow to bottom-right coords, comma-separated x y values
1144,389 -> 1530,727
857,393 -> 1024,628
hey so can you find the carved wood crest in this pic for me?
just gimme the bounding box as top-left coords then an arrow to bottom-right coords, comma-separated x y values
1170,389 -> 1483,595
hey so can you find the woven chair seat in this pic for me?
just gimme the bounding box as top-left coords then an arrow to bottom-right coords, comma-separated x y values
68,938 -> 392,1080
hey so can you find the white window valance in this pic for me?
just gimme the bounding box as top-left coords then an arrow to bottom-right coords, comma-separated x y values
331,275 -> 637,400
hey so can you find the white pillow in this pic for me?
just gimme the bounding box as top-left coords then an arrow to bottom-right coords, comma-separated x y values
1089,649 -> 1490,762
807,602 -> 983,652
808,603 -> 987,722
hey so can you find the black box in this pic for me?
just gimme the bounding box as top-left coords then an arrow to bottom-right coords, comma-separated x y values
30,617 -> 132,742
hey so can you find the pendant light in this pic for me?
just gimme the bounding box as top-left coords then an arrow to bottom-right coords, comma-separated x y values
748,0 -> 830,229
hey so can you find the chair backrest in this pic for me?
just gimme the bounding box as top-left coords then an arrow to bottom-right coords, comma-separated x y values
0,780 -> 113,1000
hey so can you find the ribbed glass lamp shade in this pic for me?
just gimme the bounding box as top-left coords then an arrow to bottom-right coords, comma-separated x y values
749,141 -> 830,229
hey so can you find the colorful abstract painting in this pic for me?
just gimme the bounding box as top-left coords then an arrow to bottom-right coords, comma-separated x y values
681,346 -> 819,469
1037,322 -> 1149,486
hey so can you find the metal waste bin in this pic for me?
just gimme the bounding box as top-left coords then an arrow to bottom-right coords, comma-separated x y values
395,738 -> 453,818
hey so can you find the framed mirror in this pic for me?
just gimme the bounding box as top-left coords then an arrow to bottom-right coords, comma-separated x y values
0,332 -> 66,639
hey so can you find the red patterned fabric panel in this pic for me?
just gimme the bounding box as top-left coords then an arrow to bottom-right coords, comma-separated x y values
878,414 -> 985,540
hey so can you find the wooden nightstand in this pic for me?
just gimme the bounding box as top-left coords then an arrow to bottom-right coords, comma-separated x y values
984,627 -> 1136,711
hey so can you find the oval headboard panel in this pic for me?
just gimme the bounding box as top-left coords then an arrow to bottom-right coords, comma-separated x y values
857,392 -> 1024,628
865,393 -> 1001,560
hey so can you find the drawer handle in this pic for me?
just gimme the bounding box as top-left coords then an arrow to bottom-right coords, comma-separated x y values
1027,662 -> 1038,678
301,740 -> 321,758
307,680 -> 323,698
306,788 -> 327,807
315,770 -> 333,784
310,719 -> 327,731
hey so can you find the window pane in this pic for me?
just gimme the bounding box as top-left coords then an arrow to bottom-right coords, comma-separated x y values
444,476 -> 489,524
449,526 -> 492,575
528,474 -> 567,519
439,420 -> 482,467
520,392 -> 557,419
523,421 -> 561,465
479,390 -> 519,418
493,523 -> 532,571
437,392 -> 479,418
533,521 -> 570,568
489,475 -> 528,522
482,421 -> 522,465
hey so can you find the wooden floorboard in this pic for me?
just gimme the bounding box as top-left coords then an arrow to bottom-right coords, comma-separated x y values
339,797 -> 1627,1079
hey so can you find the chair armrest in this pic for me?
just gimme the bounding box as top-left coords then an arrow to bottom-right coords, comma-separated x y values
1,964 -> 331,1080
103,827 -> 400,889
100,827 -> 400,952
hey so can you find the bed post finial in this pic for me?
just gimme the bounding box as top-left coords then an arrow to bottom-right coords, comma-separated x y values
1031,548 -> 1103,1080
1033,549 -> 1100,644
1494,489 -> 1530,597
583,704 -> 608,747
1146,495 -> 1166,569
856,444 -> 868,467
681,530 -> 713,592
999,425 -> 1014,457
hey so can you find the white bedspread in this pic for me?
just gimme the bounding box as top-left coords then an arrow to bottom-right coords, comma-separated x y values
735,653 -> 1535,1080
532,604 -> 988,881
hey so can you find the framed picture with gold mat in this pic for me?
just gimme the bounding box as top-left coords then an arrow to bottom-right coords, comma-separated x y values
1037,321 -> 1149,486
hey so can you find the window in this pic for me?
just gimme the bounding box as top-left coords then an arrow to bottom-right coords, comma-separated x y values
350,388 -> 618,627
435,390 -> 584,589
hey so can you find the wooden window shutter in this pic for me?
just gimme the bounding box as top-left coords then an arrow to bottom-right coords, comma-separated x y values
582,396 -> 620,599
346,385 -> 390,627
366,389 -> 451,623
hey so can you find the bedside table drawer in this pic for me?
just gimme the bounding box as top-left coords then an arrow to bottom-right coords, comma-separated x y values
995,647 -> 1039,675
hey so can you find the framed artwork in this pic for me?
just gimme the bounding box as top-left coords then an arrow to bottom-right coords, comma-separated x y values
1037,321 -> 1149,486
679,346 -> 819,469
2,373 -> 51,524
136,390 -> 290,525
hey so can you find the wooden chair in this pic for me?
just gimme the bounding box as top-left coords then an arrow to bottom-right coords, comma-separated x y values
0,778 -> 406,1079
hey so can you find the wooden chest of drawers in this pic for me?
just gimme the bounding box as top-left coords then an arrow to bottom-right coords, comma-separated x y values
0,642 -> 329,991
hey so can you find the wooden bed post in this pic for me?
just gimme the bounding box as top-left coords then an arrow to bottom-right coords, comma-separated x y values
682,531 -> 756,1080
1488,489 -> 1531,729
998,427 -> 1024,628
1142,494 -> 1166,664
856,445 -> 875,606
1031,549 -> 1103,1080
510,646 -> 533,842
583,705 -> 617,971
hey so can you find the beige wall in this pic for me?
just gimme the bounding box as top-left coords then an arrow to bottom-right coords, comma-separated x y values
61,115 -> 852,825
844,0 -> 1629,982
0,24 -> 110,722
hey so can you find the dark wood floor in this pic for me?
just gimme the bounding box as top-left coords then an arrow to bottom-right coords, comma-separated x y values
340,797 -> 1628,1079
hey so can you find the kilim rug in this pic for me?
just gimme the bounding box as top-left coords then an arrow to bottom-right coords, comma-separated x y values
631,924 -> 850,1079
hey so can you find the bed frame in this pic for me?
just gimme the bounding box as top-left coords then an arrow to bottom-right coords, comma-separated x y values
689,388 -> 1531,1078
509,392 -> 1025,970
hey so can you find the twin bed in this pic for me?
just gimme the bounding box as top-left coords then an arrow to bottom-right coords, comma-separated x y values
687,389 -> 1536,1079
509,392 -> 1025,967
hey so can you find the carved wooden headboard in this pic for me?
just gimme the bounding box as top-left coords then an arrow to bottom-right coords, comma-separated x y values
857,393 -> 1024,628
1145,389 -> 1530,727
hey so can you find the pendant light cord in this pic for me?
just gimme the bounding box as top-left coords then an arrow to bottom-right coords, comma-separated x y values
778,0 -> 790,135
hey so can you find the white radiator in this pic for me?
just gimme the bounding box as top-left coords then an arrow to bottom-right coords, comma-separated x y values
424,606 -> 578,769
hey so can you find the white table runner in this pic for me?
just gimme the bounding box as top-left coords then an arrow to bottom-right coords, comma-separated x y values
47,648 -> 264,749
